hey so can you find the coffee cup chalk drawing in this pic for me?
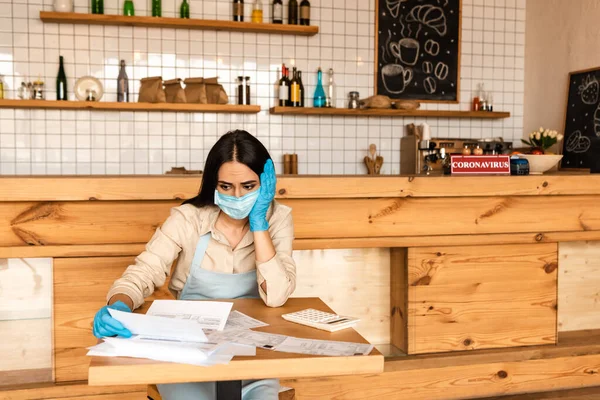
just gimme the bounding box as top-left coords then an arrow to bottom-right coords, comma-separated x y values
382,64 -> 413,94
376,0 -> 460,102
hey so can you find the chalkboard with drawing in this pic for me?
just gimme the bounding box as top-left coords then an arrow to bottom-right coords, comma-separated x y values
562,67 -> 600,172
375,0 -> 461,102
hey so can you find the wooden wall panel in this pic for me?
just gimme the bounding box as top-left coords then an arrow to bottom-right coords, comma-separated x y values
291,248 -> 391,345
53,256 -> 174,382
2,196 -> 600,247
407,244 -> 558,354
558,241 -> 600,332
390,248 -> 407,353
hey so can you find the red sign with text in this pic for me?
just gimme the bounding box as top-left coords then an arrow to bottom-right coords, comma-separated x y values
450,155 -> 511,175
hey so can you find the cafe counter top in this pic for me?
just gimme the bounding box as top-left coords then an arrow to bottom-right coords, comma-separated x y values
0,173 -> 597,202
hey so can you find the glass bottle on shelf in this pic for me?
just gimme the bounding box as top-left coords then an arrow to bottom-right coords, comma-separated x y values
0,75 -> 4,100
123,0 -> 134,16
56,56 -> 68,101
18,82 -> 27,100
277,64 -> 289,107
180,0 -> 190,18
91,0 -> 104,14
288,0 -> 298,24
299,0 -> 310,25
326,68 -> 336,108
117,60 -> 129,102
151,0 -> 161,17
290,67 -> 300,107
298,70 -> 305,107
272,0 -> 283,23
252,0 -> 263,23
245,76 -> 251,105
313,68 -> 326,108
233,0 -> 244,22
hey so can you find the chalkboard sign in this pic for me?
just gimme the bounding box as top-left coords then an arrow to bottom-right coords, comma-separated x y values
562,67 -> 600,172
375,0 -> 461,102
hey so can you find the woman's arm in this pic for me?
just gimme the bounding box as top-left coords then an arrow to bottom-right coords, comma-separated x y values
254,211 -> 296,307
106,207 -> 191,310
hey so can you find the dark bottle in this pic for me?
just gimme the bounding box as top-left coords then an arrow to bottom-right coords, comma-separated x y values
152,0 -> 161,17
123,0 -> 134,16
233,0 -> 244,22
272,0 -> 283,23
278,64 -> 289,107
288,0 -> 298,24
299,0 -> 310,25
180,0 -> 190,18
91,0 -> 104,14
56,56 -> 67,101
298,70 -> 305,107
290,67 -> 300,107
285,66 -> 293,106
117,60 -> 129,102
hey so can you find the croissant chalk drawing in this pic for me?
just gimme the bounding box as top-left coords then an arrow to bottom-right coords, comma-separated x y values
406,5 -> 447,37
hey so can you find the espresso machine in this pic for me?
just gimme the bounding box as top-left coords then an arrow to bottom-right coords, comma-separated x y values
400,124 -> 513,175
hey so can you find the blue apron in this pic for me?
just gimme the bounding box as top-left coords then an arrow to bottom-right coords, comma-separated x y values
157,233 -> 279,400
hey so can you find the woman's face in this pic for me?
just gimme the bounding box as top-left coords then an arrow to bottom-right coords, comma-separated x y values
217,161 -> 260,198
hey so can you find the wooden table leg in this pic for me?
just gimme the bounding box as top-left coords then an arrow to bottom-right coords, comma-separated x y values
216,380 -> 242,400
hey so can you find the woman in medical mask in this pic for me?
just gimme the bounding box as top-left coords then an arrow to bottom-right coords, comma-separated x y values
92,130 -> 295,400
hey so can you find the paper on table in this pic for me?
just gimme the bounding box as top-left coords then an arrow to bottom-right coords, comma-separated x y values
147,300 -> 233,331
224,310 -> 269,331
87,336 -> 233,367
274,337 -> 374,357
207,329 -> 287,350
108,309 -> 207,343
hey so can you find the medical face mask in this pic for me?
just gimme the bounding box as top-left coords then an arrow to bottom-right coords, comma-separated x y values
214,189 -> 259,220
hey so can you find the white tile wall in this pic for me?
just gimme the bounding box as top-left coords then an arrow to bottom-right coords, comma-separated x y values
0,0 -> 526,175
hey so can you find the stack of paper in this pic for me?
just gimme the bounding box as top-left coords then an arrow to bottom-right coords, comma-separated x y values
87,300 -> 374,366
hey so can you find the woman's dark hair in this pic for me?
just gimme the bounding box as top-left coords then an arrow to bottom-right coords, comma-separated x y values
183,130 -> 271,207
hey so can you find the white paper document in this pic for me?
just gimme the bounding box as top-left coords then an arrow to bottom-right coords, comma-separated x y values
207,329 -> 287,350
87,336 -> 233,367
224,310 -> 269,331
147,300 -> 233,331
274,337 -> 374,356
108,309 -> 208,343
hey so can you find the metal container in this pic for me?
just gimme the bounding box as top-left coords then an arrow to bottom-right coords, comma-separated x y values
348,91 -> 360,109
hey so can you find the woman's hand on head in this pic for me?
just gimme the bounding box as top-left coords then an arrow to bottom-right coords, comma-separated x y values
249,159 -> 276,232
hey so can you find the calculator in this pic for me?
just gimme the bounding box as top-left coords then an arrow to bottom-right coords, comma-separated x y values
281,309 -> 360,332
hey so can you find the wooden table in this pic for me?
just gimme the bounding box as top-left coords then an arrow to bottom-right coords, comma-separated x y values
88,297 -> 384,390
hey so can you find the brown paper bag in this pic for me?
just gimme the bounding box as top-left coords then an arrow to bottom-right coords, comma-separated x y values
184,77 -> 208,104
138,76 -> 166,103
164,78 -> 187,103
204,77 -> 229,105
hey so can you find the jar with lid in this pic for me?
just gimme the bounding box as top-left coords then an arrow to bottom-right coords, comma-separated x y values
32,79 -> 45,100
244,77 -> 251,105
348,91 -> 360,109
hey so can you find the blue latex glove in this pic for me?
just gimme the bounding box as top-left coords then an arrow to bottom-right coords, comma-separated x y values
93,300 -> 133,339
249,159 -> 276,232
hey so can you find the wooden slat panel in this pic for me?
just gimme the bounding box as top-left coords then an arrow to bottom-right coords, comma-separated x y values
53,257 -> 174,382
287,196 -> 600,239
3,196 -> 600,247
0,383 -> 147,400
282,330 -> 600,400
558,241 -> 600,332
292,248 -> 391,345
407,244 -> 558,354
0,175 -> 599,202
390,248 -> 407,353
3,230 -> 600,258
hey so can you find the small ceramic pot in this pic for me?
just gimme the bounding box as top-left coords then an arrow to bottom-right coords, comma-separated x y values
53,0 -> 74,12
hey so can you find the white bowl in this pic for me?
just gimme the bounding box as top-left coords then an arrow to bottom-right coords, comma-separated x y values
517,154 -> 563,175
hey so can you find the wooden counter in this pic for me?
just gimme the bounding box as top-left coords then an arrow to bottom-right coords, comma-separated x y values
2,174 -> 600,400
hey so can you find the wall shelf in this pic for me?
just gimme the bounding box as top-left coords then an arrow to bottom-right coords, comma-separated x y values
39,12 -> 319,36
0,100 -> 261,114
270,107 -> 511,119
